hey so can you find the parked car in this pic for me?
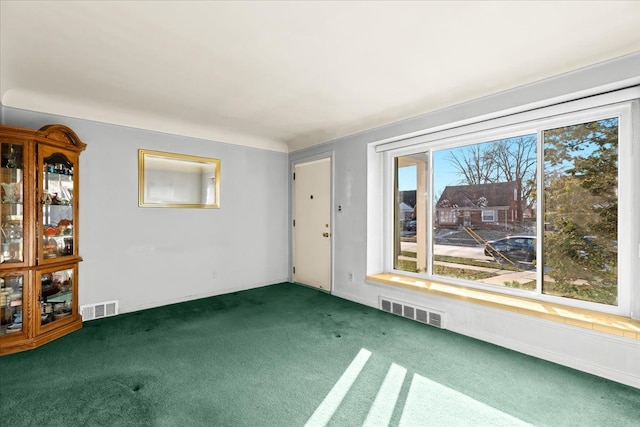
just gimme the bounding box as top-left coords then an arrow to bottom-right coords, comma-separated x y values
484,236 -> 536,264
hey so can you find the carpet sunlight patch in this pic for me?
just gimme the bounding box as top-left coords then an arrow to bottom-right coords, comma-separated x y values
362,363 -> 407,427
398,374 -> 532,427
305,348 -> 372,427
306,348 -> 531,427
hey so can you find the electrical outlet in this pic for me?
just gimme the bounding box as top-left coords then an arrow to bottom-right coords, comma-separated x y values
347,272 -> 353,282
212,270 -> 217,279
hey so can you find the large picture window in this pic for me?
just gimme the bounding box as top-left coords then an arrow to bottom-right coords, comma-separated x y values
383,97 -> 637,315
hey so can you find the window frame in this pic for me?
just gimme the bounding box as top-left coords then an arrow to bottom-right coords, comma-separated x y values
438,210 -> 457,225
378,90 -> 639,317
481,210 -> 497,223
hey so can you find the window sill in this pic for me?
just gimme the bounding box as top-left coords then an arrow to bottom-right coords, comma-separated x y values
367,273 -> 640,340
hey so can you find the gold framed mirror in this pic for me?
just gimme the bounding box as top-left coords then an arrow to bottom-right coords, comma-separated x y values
138,149 -> 220,208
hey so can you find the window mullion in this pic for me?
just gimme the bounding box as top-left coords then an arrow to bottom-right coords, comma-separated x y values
536,128 -> 545,297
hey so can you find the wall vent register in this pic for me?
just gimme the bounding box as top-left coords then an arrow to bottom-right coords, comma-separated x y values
380,297 -> 445,329
80,301 -> 119,322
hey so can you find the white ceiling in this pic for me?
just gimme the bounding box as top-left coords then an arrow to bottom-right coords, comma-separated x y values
2,1 -> 640,153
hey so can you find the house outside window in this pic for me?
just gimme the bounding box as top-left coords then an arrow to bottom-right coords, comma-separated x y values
381,92 -> 638,316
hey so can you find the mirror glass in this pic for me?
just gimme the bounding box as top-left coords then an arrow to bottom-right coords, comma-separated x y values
138,149 -> 220,208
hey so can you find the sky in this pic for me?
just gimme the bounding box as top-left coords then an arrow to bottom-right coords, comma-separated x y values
397,151 -> 467,201
397,122 -> 610,207
398,165 -> 416,192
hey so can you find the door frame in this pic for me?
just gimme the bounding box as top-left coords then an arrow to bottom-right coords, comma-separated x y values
291,152 -> 334,292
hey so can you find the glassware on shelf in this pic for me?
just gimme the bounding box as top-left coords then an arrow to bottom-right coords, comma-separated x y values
40,268 -> 73,326
1,182 -> 20,203
44,162 -> 73,176
63,238 -> 73,256
42,238 -> 58,259
0,276 -> 23,335
1,144 -> 25,265
42,153 -> 75,261
1,216 -> 23,263
1,145 -> 23,205
3,145 -> 21,169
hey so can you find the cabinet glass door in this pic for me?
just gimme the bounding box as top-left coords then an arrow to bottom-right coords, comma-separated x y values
0,274 -> 24,335
41,152 -> 74,260
1,143 -> 24,264
40,267 -> 74,326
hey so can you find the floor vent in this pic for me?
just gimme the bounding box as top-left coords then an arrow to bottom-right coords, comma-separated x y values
80,301 -> 119,321
379,297 -> 445,329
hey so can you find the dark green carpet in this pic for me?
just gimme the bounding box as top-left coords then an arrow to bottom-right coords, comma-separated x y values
1,283 -> 639,426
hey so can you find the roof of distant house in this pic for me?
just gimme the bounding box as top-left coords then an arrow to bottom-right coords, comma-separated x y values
437,181 -> 517,208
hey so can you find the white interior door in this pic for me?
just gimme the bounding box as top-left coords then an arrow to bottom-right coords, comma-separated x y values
294,157 -> 331,291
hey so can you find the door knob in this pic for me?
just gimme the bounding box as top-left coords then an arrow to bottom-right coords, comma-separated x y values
323,232 -> 330,237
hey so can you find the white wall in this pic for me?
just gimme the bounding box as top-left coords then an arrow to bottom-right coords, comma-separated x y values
289,52 -> 640,388
1,107 -> 290,313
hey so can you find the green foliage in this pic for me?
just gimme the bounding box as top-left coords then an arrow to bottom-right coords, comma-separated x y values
433,265 -> 495,280
396,259 -> 418,273
503,280 -> 536,290
542,280 -> 617,306
543,118 -> 618,305
434,254 -> 525,272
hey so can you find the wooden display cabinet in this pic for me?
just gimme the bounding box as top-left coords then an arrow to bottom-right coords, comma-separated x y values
0,124 -> 85,355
